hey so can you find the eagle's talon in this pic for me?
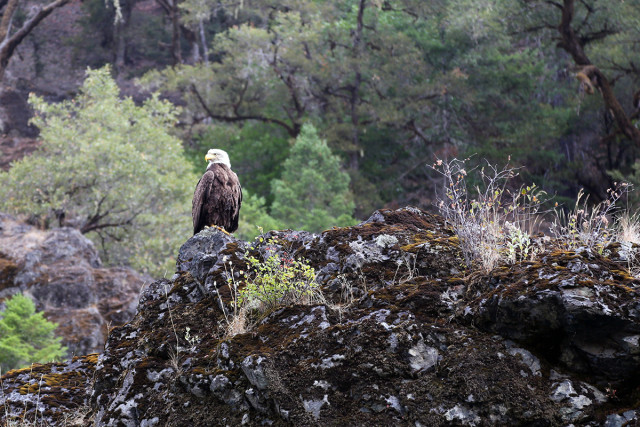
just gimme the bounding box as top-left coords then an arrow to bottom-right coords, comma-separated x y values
208,225 -> 231,236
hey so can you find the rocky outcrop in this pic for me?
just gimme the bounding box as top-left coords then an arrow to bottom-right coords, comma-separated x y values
0,354 -> 97,424
0,214 -> 149,357
3,207 -> 640,425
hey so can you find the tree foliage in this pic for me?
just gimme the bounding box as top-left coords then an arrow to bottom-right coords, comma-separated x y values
16,0 -> 640,245
234,192 -> 282,242
0,294 -> 67,372
137,0 -> 596,215
271,123 -> 356,232
0,66 -> 195,276
512,0 -> 640,200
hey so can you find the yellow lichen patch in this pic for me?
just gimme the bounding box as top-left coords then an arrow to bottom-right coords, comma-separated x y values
83,353 -> 99,364
604,281 -> 636,293
548,249 -> 580,260
400,242 -> 424,252
19,372 -> 66,394
609,269 -> 636,283
3,363 -> 45,377
400,233 -> 460,254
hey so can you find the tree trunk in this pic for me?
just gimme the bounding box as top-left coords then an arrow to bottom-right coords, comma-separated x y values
181,25 -> 199,64
113,0 -> 135,74
557,0 -> 640,147
347,0 -> 366,172
170,0 -> 182,65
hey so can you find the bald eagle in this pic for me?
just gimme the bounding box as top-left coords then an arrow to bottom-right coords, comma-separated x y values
192,149 -> 242,235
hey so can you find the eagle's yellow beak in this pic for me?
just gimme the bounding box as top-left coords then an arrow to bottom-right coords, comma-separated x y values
205,153 -> 215,162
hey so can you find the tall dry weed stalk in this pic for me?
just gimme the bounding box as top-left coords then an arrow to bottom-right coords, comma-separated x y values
432,158 -> 545,271
550,184 -> 629,252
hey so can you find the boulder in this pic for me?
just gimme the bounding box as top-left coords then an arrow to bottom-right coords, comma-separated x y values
3,207 -> 640,425
0,214 -> 149,356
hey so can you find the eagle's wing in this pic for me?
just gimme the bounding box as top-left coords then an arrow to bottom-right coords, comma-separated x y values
230,181 -> 242,233
192,170 -> 215,235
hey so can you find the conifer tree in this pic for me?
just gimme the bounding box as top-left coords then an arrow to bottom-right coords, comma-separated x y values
0,294 -> 67,372
271,123 -> 356,232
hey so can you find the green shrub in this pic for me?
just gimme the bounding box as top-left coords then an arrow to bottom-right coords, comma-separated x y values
0,294 -> 67,372
232,239 -> 322,313
0,66 -> 196,277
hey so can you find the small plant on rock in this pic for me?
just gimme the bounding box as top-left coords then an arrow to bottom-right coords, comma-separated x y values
432,157 -> 546,271
237,240 -> 322,312
550,184 -> 628,252
217,237 -> 323,337
505,222 -> 539,264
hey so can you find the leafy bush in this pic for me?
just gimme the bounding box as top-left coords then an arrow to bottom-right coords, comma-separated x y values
0,294 -> 67,372
0,66 -> 196,277
238,247 -> 320,311
236,241 -> 322,312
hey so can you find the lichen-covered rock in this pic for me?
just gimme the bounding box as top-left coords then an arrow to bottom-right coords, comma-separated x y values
4,207 -> 640,425
467,247 -> 640,386
0,354 -> 97,425
0,214 -> 149,356
176,226 -> 247,295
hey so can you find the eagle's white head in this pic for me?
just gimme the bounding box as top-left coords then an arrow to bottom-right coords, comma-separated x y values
205,149 -> 231,169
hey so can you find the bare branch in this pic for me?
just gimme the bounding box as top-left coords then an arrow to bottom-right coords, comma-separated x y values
580,65 -> 640,145
557,0 -> 591,66
190,84 -> 300,137
0,0 -> 72,79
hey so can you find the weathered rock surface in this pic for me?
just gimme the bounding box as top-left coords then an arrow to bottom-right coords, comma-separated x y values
0,214 -> 149,357
3,207 -> 640,425
0,354 -> 97,424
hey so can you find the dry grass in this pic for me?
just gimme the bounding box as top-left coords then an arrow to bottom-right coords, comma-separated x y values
616,211 -> 640,245
432,158 -> 637,274
549,186 -> 627,251
614,211 -> 640,278
432,158 -> 545,272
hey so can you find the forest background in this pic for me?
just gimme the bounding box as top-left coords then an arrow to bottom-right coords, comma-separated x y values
0,0 -> 639,277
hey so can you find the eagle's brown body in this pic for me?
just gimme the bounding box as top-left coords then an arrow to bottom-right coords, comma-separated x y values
192,162 -> 242,234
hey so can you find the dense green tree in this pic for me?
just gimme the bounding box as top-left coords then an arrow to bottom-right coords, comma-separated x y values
435,1 -> 577,193
271,123 -> 356,232
0,294 -> 67,372
139,1 -> 444,215
135,0 -> 640,218
0,66 -> 196,276
235,192 -> 282,241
